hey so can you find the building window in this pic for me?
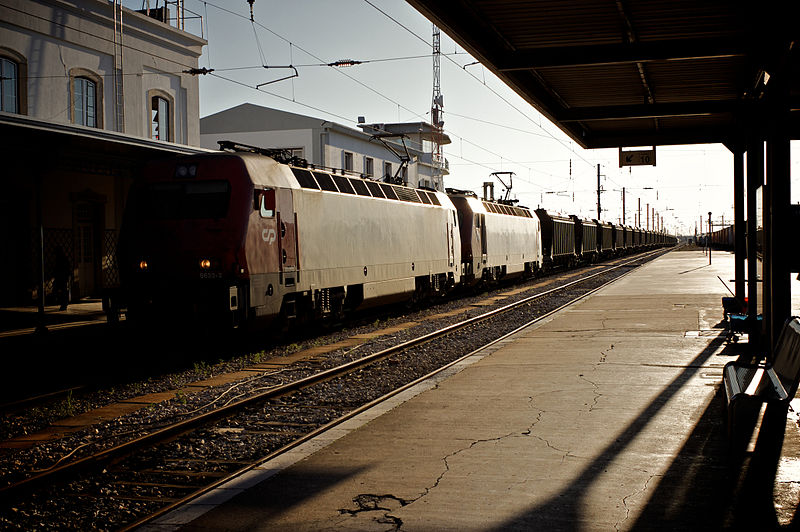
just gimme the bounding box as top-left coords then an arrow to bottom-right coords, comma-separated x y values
384,161 -> 392,178
0,57 -> 18,113
151,95 -> 170,140
73,77 -> 97,127
343,151 -> 353,172
364,157 -> 374,176
147,89 -> 174,141
70,68 -> 102,128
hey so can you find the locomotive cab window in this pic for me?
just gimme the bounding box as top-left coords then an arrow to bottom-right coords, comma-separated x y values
143,180 -> 230,219
257,188 -> 276,218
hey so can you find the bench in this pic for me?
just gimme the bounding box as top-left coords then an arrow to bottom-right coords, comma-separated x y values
723,317 -> 800,445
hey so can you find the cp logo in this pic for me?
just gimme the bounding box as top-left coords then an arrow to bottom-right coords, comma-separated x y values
262,228 -> 276,244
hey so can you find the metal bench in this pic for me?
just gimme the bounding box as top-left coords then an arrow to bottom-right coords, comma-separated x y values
723,317 -> 800,443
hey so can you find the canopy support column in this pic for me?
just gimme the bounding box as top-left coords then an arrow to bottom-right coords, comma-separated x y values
765,72 -> 792,353
746,132 -> 763,340
733,147 -> 745,305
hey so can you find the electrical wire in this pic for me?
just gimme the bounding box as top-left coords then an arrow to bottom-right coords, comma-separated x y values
361,0 -> 601,171
200,0 -> 544,180
208,71 -> 356,124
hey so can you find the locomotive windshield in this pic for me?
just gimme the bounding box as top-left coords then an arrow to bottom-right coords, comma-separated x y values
141,181 -> 231,220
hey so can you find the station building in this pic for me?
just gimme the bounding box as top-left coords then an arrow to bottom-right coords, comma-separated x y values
0,0 -> 206,306
199,103 -> 450,191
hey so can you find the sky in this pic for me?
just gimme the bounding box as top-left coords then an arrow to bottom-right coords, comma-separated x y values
135,0 -> 799,236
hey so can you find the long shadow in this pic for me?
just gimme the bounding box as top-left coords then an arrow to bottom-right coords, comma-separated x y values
492,335 -> 733,531
678,264 -> 712,275
632,394 -> 789,530
179,465 -> 369,531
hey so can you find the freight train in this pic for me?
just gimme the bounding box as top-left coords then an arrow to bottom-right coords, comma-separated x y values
704,224 -> 734,249
109,142 -> 676,328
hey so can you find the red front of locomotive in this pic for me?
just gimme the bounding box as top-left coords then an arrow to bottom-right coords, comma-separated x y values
119,154 -> 257,327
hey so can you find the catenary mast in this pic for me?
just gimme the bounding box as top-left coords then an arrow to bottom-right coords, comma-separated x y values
431,24 -> 444,189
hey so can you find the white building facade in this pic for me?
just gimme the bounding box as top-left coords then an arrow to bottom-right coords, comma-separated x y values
0,0 -> 206,305
0,0 -> 205,144
200,104 -> 449,191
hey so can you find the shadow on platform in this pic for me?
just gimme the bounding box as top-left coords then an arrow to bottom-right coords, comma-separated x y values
180,466 -> 370,531
490,335 -> 798,530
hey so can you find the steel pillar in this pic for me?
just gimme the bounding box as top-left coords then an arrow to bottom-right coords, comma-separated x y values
733,149 -> 745,304
766,78 -> 791,353
746,135 -> 763,333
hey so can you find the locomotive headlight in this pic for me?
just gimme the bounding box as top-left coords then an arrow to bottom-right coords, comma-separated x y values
175,164 -> 197,178
199,259 -> 212,269
139,260 -> 148,271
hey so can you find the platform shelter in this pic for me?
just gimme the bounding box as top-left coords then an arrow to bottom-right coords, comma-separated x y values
408,0 -> 800,352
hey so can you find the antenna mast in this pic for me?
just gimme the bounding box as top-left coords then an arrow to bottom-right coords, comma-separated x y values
431,24 -> 445,189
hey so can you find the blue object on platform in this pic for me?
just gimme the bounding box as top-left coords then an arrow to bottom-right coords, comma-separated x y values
728,313 -> 762,334
722,296 -> 746,317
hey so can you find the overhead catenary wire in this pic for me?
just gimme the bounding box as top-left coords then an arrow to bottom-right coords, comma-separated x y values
205,8 -> 624,214
361,0 -> 601,172
358,0 -> 648,206
210,60 -> 546,185
200,0 -> 544,180
359,2 -> 672,210
208,71 -> 356,124
207,68 -> 609,215
11,2 -> 527,178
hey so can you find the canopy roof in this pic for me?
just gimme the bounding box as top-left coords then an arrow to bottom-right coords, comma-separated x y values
407,1 -> 799,149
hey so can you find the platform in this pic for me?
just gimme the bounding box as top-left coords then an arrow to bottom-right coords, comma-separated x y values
147,250 -> 800,530
0,299 -> 106,337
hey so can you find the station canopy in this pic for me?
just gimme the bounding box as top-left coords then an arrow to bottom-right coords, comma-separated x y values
407,0 -> 799,149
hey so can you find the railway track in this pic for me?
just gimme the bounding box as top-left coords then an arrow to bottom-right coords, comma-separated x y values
0,249 -> 668,530
0,386 -> 87,416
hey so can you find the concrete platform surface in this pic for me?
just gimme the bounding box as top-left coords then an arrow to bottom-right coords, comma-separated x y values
0,299 -> 106,336
147,250 -> 800,531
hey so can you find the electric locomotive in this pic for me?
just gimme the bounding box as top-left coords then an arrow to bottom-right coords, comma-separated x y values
117,142 -> 460,329
448,189 -> 542,284
111,141 -> 677,330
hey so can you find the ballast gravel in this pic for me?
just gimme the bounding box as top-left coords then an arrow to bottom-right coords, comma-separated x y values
0,256 -> 655,530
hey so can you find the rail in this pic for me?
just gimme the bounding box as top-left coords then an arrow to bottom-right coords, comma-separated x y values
0,248 -> 671,528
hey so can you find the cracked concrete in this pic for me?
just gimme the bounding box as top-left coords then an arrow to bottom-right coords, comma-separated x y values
173,252 -> 798,531
339,403 -> 555,529
599,343 -> 614,363
338,494 -> 407,531
578,372 -> 603,412
616,471 -> 660,531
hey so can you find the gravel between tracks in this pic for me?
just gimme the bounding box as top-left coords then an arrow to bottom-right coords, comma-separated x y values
0,255 -> 655,530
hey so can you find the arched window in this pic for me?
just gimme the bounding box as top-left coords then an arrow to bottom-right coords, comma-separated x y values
151,95 -> 169,140
147,89 -> 174,141
0,57 -> 18,113
73,77 -> 97,127
69,68 -> 102,128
